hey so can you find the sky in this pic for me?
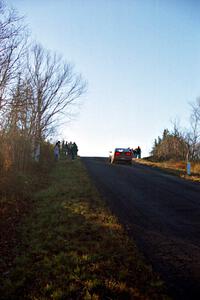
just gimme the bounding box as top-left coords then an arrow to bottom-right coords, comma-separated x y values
6,0 -> 200,157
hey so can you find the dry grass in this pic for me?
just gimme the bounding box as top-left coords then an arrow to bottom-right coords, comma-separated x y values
135,159 -> 200,182
0,159 -> 169,300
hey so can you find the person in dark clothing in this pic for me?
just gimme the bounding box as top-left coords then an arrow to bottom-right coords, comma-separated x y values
54,141 -> 60,161
136,146 -> 141,158
67,142 -> 72,158
71,142 -> 78,159
132,149 -> 137,158
73,143 -> 78,157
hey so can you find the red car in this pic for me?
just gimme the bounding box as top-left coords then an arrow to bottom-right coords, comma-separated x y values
109,148 -> 133,165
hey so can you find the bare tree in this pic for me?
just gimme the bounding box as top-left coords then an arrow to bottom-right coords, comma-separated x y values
0,0 -> 27,114
186,98 -> 200,160
23,43 -> 86,159
151,100 -> 200,162
25,44 -> 86,139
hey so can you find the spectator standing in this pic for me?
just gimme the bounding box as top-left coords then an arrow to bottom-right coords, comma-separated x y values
54,141 -> 60,161
136,146 -> 141,158
61,140 -> 65,156
71,142 -> 77,160
65,141 -> 68,156
68,141 -> 72,158
73,142 -> 78,158
132,148 -> 137,158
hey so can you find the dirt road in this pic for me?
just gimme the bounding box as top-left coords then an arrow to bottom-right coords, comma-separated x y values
82,157 -> 200,300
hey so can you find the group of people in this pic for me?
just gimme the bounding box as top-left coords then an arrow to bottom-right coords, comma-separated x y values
54,140 -> 78,161
54,142 -> 140,160
130,146 -> 141,159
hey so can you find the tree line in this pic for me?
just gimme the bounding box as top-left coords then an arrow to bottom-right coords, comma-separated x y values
0,1 -> 86,174
151,99 -> 200,162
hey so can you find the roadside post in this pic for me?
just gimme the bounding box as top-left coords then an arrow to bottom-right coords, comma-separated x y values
186,151 -> 191,176
187,161 -> 191,176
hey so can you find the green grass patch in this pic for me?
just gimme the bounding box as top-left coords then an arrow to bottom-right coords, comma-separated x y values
1,159 -> 169,299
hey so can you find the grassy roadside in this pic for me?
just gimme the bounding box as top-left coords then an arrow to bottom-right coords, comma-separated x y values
1,159 -> 169,300
135,159 -> 200,182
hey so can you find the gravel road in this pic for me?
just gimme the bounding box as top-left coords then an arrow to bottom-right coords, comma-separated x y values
82,157 -> 200,300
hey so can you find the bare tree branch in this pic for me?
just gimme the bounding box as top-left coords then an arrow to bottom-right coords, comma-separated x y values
25,43 -> 87,140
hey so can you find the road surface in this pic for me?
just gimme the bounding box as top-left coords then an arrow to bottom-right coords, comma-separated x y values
82,157 -> 200,300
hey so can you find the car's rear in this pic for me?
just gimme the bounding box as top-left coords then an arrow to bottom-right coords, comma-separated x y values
111,148 -> 132,164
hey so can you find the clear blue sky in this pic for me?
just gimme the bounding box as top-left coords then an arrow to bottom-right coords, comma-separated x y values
7,0 -> 200,156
